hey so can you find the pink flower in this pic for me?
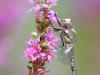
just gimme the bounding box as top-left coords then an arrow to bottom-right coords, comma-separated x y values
47,55 -> 52,62
46,11 -> 58,23
33,6 -> 40,13
27,36 -> 40,44
24,37 -> 42,61
37,68 -> 48,75
41,4 -> 49,9
45,30 -> 59,51
48,49 -> 56,61
27,0 -> 41,13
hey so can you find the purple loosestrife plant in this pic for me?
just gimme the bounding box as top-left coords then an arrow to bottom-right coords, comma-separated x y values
24,0 -> 59,75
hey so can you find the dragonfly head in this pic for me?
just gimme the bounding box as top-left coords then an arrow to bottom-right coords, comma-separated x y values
61,18 -> 72,29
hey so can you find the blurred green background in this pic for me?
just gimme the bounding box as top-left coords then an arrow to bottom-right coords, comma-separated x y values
0,0 -> 100,75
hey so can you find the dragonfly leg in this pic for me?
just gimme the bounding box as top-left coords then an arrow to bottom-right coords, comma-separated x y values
59,32 -> 65,47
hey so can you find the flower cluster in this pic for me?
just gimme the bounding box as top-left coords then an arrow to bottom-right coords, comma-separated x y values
28,0 -> 58,23
24,0 -> 59,75
25,31 -> 59,63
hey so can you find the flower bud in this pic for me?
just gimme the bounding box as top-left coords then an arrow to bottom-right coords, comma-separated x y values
31,31 -> 38,39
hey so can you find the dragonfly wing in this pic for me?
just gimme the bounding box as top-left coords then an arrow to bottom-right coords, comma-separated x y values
57,48 -> 70,64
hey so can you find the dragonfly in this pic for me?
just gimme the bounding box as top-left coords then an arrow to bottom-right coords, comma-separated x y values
48,13 -> 77,75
